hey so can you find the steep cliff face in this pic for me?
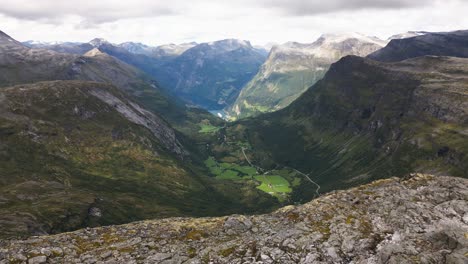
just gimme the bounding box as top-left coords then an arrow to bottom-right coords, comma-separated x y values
1,174 -> 467,263
228,33 -> 386,119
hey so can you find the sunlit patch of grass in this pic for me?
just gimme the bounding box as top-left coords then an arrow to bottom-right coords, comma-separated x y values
254,175 -> 292,194
198,124 -> 221,134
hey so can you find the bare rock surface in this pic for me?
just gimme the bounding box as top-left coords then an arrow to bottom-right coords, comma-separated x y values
1,174 -> 466,263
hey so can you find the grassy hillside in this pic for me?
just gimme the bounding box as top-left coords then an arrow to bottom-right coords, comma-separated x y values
231,69 -> 326,118
0,81 -> 276,238
229,35 -> 386,120
215,56 -> 468,198
0,34 -> 222,140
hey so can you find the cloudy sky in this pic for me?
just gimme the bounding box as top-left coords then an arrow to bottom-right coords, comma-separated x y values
0,0 -> 467,46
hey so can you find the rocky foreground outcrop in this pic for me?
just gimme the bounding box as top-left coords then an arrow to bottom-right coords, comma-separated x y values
1,174 -> 467,264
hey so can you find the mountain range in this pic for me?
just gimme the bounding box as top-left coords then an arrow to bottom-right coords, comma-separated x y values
24,37 -> 268,110
151,39 -> 267,109
0,27 -> 467,258
228,33 -> 387,119
0,31 -> 276,237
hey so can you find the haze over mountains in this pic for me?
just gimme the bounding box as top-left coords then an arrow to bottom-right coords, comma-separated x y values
152,39 -> 267,109
24,37 -> 267,110
0,27 -> 467,263
20,32 -> 391,117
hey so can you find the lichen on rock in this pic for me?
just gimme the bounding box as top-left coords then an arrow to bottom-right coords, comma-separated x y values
1,174 -> 466,263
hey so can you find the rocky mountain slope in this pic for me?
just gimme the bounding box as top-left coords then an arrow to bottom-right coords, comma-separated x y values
228,33 -> 386,119
152,39 -> 267,109
0,32 -> 283,238
2,28 -> 468,257
0,30 -> 219,135
23,37 -> 266,110
0,32 -> 150,92
22,40 -> 94,55
368,30 -> 468,62
22,38 -> 184,78
117,42 -> 154,56
24,39 -> 196,60
87,38 -> 168,78
0,80 -> 276,239
150,42 -> 197,59
1,174 -> 466,263
0,32 -> 77,87
212,55 -> 468,197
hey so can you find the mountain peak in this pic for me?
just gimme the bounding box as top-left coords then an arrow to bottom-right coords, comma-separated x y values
0,30 -> 22,46
118,42 -> 153,55
153,42 -> 197,57
318,32 -> 387,46
207,39 -> 252,50
0,30 -> 12,39
118,41 -> 150,49
89,38 -> 110,47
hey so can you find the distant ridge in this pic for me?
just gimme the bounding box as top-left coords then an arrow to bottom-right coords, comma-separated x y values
368,30 -> 468,62
228,33 -> 386,119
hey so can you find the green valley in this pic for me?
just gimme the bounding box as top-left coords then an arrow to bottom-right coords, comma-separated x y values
0,81 -> 277,238
1,28 -> 468,245
203,156 -> 299,201
0,4 -> 467,263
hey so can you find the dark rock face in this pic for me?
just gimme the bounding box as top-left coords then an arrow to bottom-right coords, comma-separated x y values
1,174 -> 467,263
368,30 -> 468,62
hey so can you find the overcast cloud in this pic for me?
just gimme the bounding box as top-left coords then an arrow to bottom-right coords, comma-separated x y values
264,0 -> 435,15
0,0 -> 466,45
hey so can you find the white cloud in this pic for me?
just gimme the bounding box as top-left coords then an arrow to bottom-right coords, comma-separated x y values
0,0 -> 182,23
0,0 -> 467,46
262,0 -> 436,15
